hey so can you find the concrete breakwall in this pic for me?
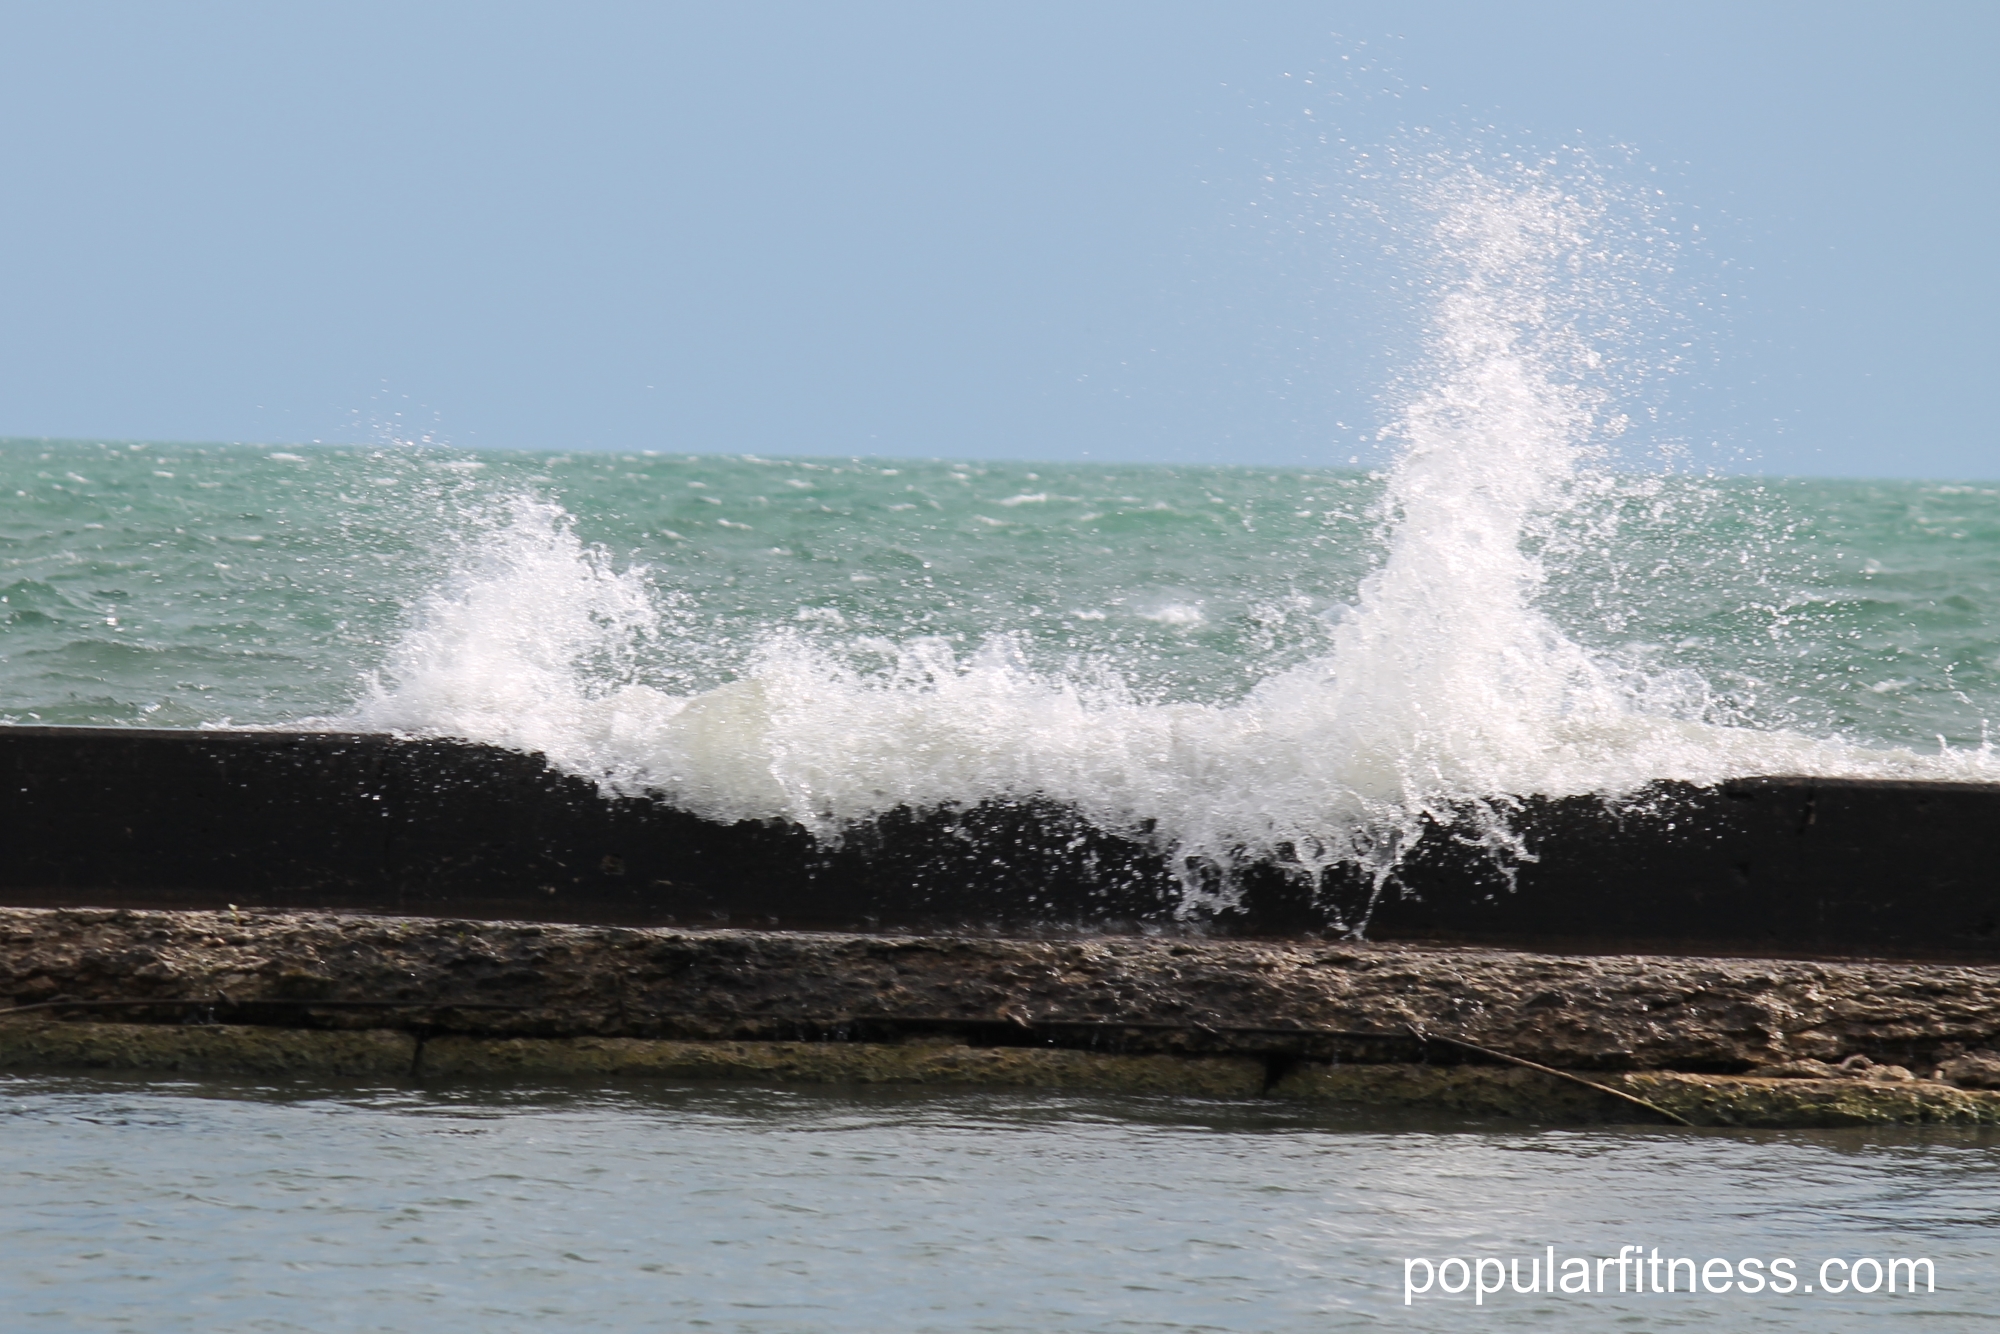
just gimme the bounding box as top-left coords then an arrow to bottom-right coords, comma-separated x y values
4,908 -> 2000,1127
1,726 -> 1998,956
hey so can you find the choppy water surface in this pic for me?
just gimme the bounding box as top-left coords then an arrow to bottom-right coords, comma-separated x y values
0,1075 -> 1992,1332
3,443 -> 1993,749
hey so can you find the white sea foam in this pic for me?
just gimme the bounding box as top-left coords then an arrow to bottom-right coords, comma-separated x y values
347,163 -> 1998,899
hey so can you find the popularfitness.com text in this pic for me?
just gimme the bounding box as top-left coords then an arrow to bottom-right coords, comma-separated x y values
1402,1247 -> 1936,1305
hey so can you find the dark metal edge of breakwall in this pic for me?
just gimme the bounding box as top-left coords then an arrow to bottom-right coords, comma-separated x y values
1,725 -> 1996,959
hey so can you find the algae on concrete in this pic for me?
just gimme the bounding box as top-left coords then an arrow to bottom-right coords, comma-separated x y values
0,1020 -> 415,1078
1266,1060 -> 2000,1126
7,1021 -> 2000,1128
1267,1060 -> 1629,1121
1620,1070 -> 2000,1128
420,1034 -> 1268,1095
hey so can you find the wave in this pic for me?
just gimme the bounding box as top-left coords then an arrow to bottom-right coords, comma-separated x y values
343,162 -> 1999,902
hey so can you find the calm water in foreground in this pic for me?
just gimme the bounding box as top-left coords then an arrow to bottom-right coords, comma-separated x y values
0,1074 -> 1992,1332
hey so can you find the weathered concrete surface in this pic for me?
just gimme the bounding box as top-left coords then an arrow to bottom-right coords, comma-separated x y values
6,908 -> 2000,1075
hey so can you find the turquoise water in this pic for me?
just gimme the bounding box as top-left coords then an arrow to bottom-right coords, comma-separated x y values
0,1075 -> 1992,1332
1,438 -> 1993,749
0,442 -> 1389,727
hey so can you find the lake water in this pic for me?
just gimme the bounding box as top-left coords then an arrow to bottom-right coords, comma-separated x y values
0,1074 -> 1993,1332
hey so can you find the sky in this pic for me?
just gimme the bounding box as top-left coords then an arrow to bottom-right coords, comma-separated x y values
0,1 -> 1992,477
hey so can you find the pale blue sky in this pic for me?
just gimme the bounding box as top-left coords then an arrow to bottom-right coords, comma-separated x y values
0,2 -> 1992,476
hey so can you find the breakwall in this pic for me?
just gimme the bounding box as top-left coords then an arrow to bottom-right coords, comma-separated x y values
4,908 -> 2000,1127
2,726 -> 1997,957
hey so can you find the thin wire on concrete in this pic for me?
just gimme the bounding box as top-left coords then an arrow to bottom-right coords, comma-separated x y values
1402,1023 -> 1695,1127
